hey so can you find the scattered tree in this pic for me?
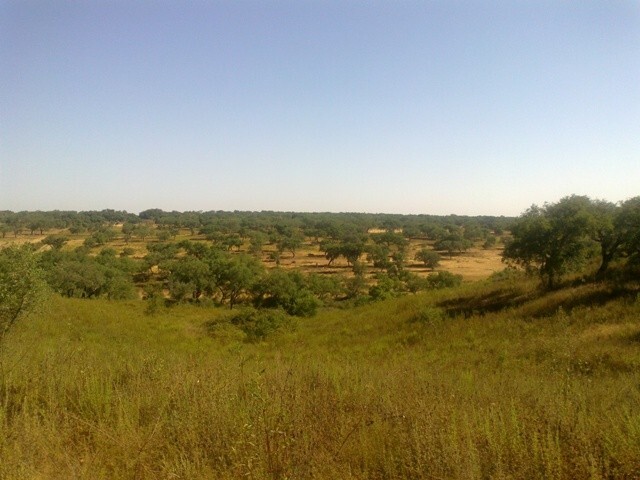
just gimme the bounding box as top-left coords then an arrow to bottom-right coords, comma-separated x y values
414,248 -> 441,269
503,195 -> 593,288
0,245 -> 47,344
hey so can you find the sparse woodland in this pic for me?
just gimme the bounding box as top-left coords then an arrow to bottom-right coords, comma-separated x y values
0,195 -> 639,479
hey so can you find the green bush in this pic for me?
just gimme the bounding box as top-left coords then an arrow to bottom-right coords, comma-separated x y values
0,245 -> 47,342
426,271 -> 463,289
409,306 -> 445,325
230,308 -> 296,342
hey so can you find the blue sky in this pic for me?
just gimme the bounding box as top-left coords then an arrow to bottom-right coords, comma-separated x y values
1,1 -> 638,216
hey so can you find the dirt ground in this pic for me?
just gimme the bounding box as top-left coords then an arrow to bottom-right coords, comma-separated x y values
1,230 -> 506,282
266,241 -> 505,281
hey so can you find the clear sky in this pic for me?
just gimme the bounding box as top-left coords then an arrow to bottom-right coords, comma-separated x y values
1,1 -> 638,216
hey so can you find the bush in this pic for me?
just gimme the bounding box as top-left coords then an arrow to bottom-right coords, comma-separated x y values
0,245 -> 47,342
369,273 -> 404,300
230,308 -> 296,342
409,306 -> 445,325
426,271 -> 463,289
253,269 -> 320,316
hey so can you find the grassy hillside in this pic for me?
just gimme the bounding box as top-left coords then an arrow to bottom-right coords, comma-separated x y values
1,277 -> 639,479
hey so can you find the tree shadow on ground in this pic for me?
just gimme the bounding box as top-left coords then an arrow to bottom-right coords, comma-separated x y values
522,287 -> 635,319
438,283 -> 638,320
438,288 -> 537,318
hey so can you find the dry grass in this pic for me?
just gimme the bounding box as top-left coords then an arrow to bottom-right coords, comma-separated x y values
1,279 -> 639,479
260,242 -> 504,281
1,227 -> 505,281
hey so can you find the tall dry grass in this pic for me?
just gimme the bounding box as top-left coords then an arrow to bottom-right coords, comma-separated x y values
1,279 -> 639,479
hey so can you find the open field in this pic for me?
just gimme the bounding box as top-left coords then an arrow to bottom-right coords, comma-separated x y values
0,228 -> 505,282
1,277 -> 639,479
2,204 -> 639,478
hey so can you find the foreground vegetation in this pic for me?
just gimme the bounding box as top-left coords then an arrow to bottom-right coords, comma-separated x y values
1,274 -> 639,479
1,195 -> 639,478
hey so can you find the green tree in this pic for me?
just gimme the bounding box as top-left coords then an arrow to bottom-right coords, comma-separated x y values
616,196 -> 640,268
0,246 -> 47,344
222,235 -> 243,252
276,231 -> 304,258
319,242 -> 342,266
213,254 -> 263,309
483,235 -> 498,249
587,199 -> 622,280
368,273 -> 404,300
306,273 -> 344,302
156,229 -> 172,242
253,269 -> 320,317
434,233 -> 472,258
133,224 -> 153,242
121,222 -> 136,243
371,231 -> 408,250
45,252 -> 135,300
165,256 -> 212,302
341,242 -> 365,266
503,195 -> 593,288
42,234 -> 69,251
248,232 -> 266,257
414,248 -> 441,269
366,244 -> 392,271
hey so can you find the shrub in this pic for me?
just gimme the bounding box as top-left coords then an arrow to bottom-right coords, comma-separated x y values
409,306 -> 445,325
253,269 -> 320,317
230,308 -> 296,342
0,245 -> 47,343
426,271 -> 463,289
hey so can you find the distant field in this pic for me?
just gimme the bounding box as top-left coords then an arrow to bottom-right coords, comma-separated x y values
0,227 -> 505,281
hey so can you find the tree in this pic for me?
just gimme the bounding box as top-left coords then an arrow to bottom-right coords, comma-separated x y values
434,233 -> 472,258
248,232 -> 266,257
212,254 -> 263,309
133,224 -> 153,242
503,195 -> 593,288
42,234 -> 69,251
414,248 -> 441,269
165,256 -> 212,301
371,231 -> 408,250
368,273 -> 404,300
0,246 -> 47,344
587,199 -> 622,280
252,269 -> 319,317
222,235 -> 243,252
483,235 -> 498,249
265,250 -> 280,266
306,273 -> 344,302
276,231 -> 304,258
156,229 -> 172,242
341,242 -> 365,266
42,250 -> 136,300
319,242 -> 342,266
121,222 -> 136,243
616,196 -> 640,268
366,244 -> 392,271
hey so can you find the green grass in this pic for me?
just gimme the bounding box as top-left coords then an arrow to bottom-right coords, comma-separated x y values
1,279 -> 640,479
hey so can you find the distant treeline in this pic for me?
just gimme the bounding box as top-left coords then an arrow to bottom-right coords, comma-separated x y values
4,195 -> 637,309
1,209 -> 514,313
0,208 -> 513,240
